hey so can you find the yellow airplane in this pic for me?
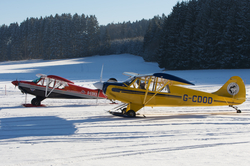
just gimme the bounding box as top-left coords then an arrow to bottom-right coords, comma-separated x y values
95,72 -> 246,117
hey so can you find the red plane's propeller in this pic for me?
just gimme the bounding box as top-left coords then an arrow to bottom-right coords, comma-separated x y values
11,79 -> 19,88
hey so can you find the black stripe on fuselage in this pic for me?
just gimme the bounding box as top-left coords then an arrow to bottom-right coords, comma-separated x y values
111,88 -> 182,99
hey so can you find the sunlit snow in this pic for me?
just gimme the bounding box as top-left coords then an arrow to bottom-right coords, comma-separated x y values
1,54 -> 250,166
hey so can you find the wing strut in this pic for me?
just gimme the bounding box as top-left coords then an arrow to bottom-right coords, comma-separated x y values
143,78 -> 170,106
45,78 -> 68,97
143,76 -> 152,105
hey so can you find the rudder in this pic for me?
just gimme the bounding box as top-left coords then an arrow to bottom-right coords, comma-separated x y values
212,76 -> 246,102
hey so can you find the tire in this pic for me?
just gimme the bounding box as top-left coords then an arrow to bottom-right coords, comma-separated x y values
127,110 -> 136,117
31,98 -> 41,106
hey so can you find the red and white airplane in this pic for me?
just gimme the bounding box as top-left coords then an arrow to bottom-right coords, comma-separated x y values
12,74 -> 107,106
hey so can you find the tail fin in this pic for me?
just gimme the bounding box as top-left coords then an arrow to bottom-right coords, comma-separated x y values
212,76 -> 246,101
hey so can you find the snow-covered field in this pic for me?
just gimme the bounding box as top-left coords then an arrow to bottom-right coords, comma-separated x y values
1,54 -> 250,166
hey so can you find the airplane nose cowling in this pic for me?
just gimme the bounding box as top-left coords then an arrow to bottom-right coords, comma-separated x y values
12,80 -> 19,86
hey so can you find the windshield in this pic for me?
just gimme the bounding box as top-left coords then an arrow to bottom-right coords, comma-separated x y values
123,77 -> 136,86
32,77 -> 41,83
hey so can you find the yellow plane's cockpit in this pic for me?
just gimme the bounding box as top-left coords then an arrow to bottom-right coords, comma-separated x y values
123,76 -> 170,93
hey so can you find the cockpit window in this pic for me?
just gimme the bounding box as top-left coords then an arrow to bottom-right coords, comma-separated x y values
123,77 -> 136,86
32,77 -> 41,83
123,76 -> 170,93
57,83 -> 66,89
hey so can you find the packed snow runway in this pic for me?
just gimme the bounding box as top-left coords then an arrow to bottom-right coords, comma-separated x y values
1,54 -> 250,166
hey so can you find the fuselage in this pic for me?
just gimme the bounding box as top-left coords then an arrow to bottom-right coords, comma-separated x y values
12,77 -> 107,100
104,83 -> 243,107
103,75 -> 246,113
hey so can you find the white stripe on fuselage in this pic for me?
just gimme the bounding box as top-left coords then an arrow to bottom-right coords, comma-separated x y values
19,82 -> 98,99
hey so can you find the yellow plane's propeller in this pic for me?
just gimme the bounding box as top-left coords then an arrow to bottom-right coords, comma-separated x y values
94,64 -> 104,104
93,64 -> 104,90
94,65 -> 118,104
11,79 -> 19,88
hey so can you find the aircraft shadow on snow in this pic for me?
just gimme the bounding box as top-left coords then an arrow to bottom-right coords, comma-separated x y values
0,114 -> 138,140
0,116 -> 77,140
0,114 -> 206,140
1,113 -> 250,140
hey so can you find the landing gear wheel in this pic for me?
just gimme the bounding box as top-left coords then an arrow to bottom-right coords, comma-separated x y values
127,110 -> 136,117
31,98 -> 41,106
229,105 -> 242,113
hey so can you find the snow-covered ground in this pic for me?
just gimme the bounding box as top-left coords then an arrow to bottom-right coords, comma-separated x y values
0,54 -> 250,166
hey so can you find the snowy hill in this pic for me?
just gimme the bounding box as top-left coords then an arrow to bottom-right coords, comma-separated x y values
0,54 -> 250,166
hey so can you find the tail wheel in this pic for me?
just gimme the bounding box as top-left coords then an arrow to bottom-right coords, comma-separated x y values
31,98 -> 41,106
229,105 -> 242,113
127,110 -> 136,117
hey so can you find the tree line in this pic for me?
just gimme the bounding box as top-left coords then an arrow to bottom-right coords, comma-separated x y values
1,0 -> 250,70
0,13 -> 148,61
143,0 -> 250,69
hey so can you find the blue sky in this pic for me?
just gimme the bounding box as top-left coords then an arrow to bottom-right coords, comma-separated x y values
0,0 -> 180,26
